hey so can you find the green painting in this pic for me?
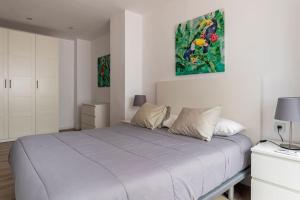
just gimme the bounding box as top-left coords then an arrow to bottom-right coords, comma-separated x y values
176,9 -> 225,76
98,55 -> 110,87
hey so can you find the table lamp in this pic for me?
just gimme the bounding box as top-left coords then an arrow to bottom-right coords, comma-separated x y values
133,95 -> 146,107
275,97 -> 300,150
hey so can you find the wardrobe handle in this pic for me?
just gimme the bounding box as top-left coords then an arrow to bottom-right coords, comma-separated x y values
9,80 -> 11,88
4,79 -> 6,88
36,80 -> 39,89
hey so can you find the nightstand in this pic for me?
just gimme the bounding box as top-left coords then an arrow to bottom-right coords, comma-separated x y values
251,142 -> 300,200
81,103 -> 109,129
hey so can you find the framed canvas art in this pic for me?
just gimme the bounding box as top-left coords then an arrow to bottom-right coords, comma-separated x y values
175,9 -> 225,76
98,55 -> 110,87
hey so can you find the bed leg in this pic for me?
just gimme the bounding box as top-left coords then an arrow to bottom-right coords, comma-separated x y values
228,185 -> 234,200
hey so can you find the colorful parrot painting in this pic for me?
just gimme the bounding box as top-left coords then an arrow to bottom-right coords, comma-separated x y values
176,9 -> 225,76
98,55 -> 110,87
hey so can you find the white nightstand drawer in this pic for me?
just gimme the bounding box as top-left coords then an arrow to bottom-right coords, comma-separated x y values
252,179 -> 300,200
81,122 -> 95,130
81,114 -> 95,126
252,152 -> 300,192
81,105 -> 96,116
81,103 -> 109,129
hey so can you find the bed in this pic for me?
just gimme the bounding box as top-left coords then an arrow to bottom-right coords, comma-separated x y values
9,75 -> 261,200
10,124 -> 251,200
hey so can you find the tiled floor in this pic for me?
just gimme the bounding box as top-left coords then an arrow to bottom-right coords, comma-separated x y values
0,141 -> 250,200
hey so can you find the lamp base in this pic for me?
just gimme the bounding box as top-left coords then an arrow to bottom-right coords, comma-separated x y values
280,143 -> 300,150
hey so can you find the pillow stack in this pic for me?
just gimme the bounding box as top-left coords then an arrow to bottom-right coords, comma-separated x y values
131,103 -> 245,141
163,114 -> 245,137
169,107 -> 221,141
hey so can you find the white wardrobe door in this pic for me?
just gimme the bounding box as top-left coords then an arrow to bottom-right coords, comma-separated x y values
8,30 -> 36,138
36,34 -> 59,134
0,28 -> 8,140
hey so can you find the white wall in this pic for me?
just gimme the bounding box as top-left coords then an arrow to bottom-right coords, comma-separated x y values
125,11 -> 143,119
59,39 -> 75,130
60,36 -> 109,130
60,35 -> 110,130
110,11 -> 126,125
75,39 -> 92,129
142,0 -> 300,141
110,10 -> 143,125
91,33 -> 110,103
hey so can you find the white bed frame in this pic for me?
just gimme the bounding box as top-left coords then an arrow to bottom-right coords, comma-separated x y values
156,75 -> 262,199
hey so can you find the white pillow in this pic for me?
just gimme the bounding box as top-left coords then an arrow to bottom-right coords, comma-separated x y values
162,114 -> 178,128
214,118 -> 245,136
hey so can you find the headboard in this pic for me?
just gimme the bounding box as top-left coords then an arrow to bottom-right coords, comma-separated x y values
156,75 -> 262,144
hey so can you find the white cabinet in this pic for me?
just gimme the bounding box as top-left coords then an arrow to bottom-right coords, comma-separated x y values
252,178 -> 300,200
8,30 -> 36,138
251,142 -> 300,200
36,34 -> 59,134
81,103 -> 109,129
0,28 -> 8,140
0,28 -> 59,141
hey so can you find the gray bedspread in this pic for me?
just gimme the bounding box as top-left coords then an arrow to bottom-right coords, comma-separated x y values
9,123 -> 252,200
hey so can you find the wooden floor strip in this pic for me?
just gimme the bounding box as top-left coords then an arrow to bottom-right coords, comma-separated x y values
0,142 -> 14,200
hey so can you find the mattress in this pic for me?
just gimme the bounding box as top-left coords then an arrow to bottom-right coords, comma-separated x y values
9,123 -> 252,200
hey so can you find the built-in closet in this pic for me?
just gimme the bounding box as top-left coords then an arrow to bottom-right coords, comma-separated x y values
0,28 -> 59,141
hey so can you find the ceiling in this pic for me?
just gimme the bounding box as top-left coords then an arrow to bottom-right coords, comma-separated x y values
0,0 -> 169,40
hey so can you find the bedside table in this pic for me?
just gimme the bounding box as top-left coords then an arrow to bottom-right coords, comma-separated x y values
81,103 -> 109,130
251,142 -> 300,200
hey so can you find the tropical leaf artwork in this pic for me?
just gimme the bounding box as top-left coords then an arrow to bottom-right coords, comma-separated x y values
176,9 -> 225,76
98,55 -> 110,87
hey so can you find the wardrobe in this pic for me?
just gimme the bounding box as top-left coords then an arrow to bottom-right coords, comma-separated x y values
0,27 -> 59,141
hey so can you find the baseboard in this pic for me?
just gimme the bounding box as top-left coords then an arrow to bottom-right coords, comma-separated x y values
0,138 -> 17,143
59,128 -> 79,132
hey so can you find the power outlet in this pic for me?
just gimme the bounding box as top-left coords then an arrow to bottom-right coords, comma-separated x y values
274,121 -> 286,135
